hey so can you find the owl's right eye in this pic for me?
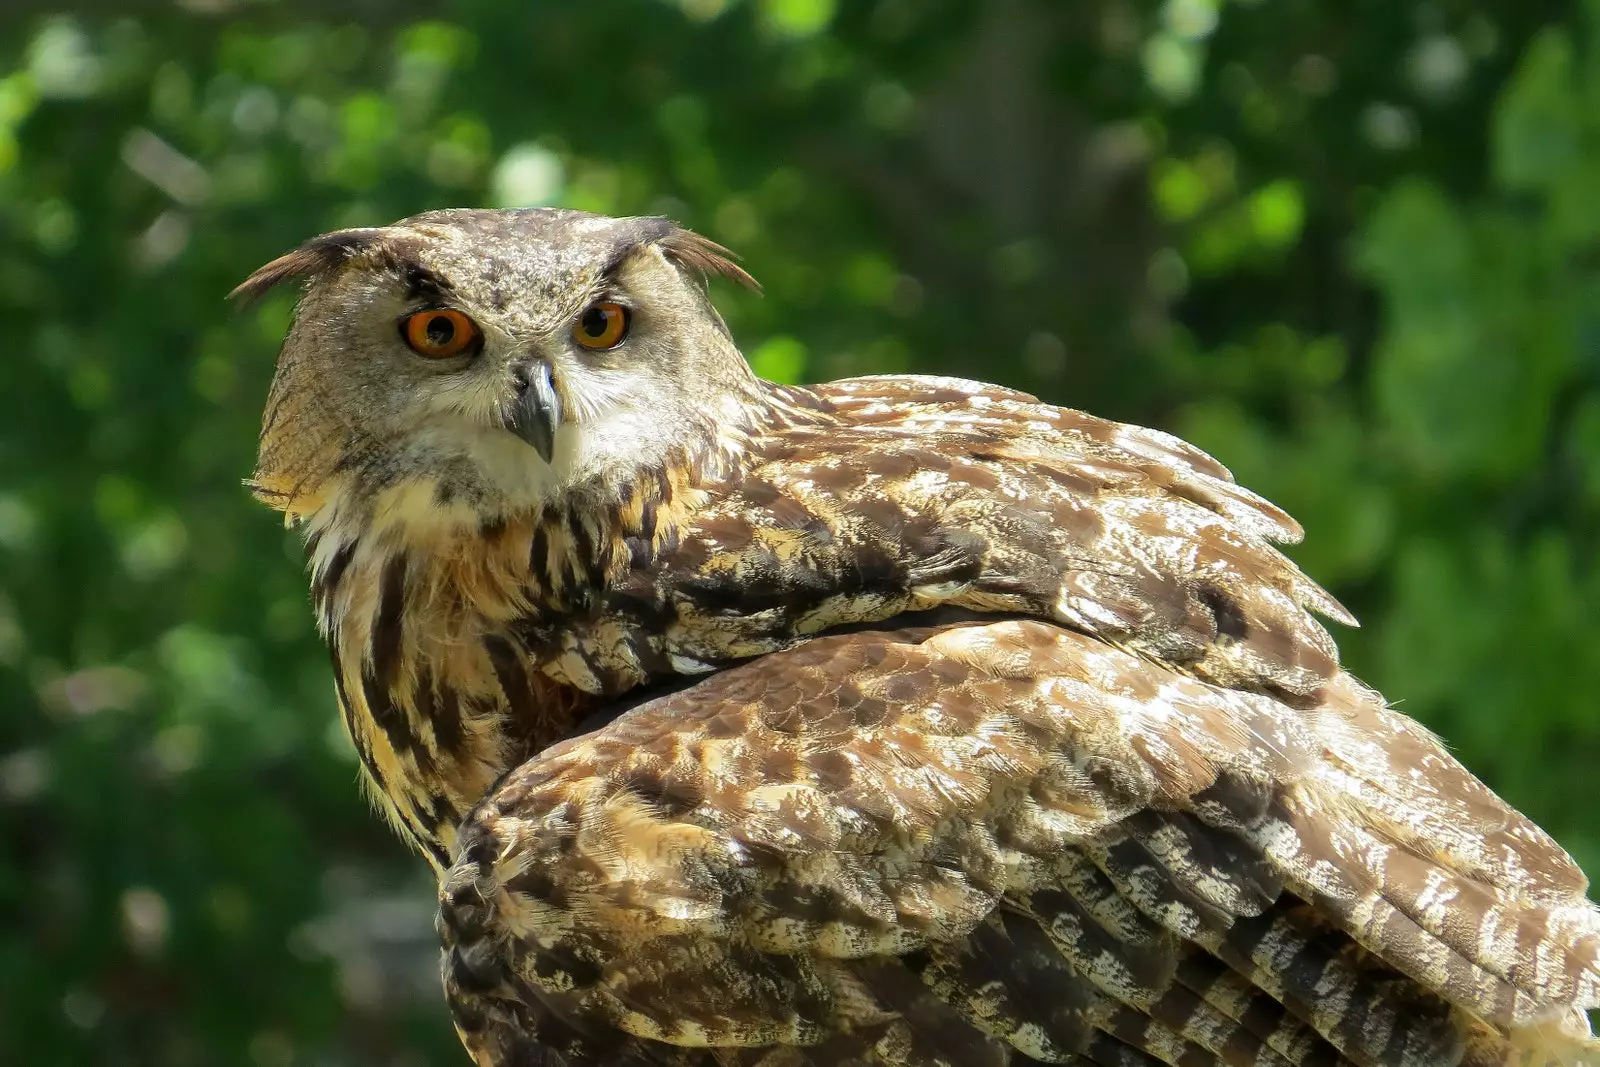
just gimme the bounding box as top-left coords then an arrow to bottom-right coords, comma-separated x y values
401,309 -> 482,359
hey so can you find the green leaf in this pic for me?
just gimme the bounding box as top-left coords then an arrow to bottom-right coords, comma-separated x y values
1492,28 -> 1580,191
1247,179 -> 1303,247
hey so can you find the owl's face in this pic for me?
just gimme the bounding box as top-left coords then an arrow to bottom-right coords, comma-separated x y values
240,208 -> 759,532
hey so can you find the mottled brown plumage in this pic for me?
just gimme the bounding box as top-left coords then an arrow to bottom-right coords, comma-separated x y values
242,208 -> 1600,1067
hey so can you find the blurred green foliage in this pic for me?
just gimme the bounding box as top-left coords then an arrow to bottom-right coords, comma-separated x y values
1,1 -> 1597,1064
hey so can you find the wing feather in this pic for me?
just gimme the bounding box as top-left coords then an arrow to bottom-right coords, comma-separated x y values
442,616 -> 1600,1066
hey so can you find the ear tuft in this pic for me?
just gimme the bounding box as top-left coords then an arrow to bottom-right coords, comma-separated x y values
656,227 -> 761,293
228,228 -> 386,305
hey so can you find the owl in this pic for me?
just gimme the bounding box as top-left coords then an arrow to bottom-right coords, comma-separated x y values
237,208 -> 1600,1067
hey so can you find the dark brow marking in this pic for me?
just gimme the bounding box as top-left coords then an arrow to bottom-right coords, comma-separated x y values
590,217 -> 675,284
396,260 -> 455,305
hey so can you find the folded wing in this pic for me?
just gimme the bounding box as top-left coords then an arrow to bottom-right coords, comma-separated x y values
440,616 -> 1600,1067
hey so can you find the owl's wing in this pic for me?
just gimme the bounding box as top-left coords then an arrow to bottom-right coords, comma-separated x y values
532,375 -> 1357,706
439,617 -> 1600,1067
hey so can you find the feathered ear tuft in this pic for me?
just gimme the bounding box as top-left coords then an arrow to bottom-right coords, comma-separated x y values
228,228 -> 386,305
656,227 -> 761,293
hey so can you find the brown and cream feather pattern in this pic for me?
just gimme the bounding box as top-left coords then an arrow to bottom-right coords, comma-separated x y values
298,370 -> 1600,1066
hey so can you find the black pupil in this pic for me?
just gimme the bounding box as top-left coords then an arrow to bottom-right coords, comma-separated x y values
425,315 -> 455,346
580,307 -> 610,337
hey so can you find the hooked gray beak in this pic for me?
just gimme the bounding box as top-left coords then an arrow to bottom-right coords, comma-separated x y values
504,358 -> 563,464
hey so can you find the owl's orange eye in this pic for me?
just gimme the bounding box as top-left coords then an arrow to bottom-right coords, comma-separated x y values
572,302 -> 630,350
402,309 -> 481,359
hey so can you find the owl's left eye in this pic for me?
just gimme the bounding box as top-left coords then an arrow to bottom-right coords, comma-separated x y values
401,309 -> 481,359
572,302 -> 630,350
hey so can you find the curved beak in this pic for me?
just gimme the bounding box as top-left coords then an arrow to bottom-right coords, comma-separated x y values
504,358 -> 563,464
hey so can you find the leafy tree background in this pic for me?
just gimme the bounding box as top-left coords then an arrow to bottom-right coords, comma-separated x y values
3,1 -> 1598,1063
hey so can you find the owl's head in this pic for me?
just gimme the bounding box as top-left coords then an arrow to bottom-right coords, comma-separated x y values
236,208 -> 760,534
